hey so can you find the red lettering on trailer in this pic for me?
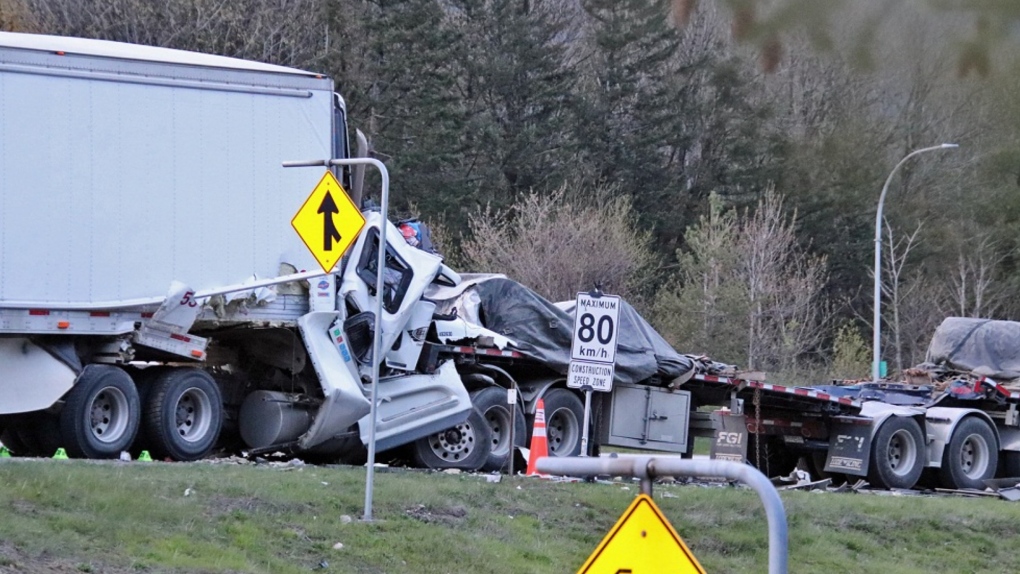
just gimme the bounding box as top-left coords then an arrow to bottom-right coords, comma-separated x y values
170,333 -> 191,343
89,311 -> 111,317
28,309 -> 49,316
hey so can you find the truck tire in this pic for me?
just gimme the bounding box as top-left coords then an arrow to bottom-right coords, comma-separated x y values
470,387 -> 527,472
541,388 -> 584,457
59,365 -> 140,459
411,407 -> 492,471
143,369 -> 223,461
938,416 -> 998,490
867,416 -> 924,490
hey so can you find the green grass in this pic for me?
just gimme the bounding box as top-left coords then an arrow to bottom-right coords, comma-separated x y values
0,459 -> 1018,573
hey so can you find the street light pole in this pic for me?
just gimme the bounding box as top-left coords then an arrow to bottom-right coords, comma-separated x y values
872,143 -> 959,381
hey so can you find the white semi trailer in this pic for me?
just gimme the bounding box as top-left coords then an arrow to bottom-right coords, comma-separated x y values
0,32 -> 698,469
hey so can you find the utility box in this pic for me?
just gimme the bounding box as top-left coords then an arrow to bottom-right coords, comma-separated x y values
600,383 -> 690,453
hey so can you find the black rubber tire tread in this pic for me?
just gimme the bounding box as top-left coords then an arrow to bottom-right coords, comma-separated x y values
541,388 -> 585,458
411,407 -> 492,471
125,366 -> 170,456
143,368 -> 223,462
938,416 -> 998,490
470,386 -> 527,472
867,416 -> 925,490
59,365 -> 140,459
746,433 -> 798,478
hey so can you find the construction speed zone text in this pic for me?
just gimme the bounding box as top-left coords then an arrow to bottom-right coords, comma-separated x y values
567,361 -> 614,392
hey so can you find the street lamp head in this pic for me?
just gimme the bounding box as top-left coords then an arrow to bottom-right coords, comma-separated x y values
872,142 -> 958,381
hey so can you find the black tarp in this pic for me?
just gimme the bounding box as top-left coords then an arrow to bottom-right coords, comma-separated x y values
428,275 -> 695,385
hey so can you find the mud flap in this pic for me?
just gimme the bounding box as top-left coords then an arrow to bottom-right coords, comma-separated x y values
824,420 -> 872,477
710,412 -> 748,463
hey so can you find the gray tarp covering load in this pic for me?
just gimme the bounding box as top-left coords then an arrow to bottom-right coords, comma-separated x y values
428,275 -> 695,385
925,317 -> 1020,381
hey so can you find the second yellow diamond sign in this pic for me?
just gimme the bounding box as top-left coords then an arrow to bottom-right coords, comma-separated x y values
578,494 -> 707,574
292,170 -> 366,273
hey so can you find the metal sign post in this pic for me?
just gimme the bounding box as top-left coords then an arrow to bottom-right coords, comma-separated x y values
284,157 -> 388,522
567,289 -> 621,456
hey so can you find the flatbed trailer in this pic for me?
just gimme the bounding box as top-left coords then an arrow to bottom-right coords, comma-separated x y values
674,368 -> 1020,491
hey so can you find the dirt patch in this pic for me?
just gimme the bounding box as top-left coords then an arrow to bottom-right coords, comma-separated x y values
0,541 -> 134,574
404,503 -> 467,525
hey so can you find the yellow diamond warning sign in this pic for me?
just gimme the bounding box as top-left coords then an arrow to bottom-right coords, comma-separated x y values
578,494 -> 706,574
292,170 -> 366,273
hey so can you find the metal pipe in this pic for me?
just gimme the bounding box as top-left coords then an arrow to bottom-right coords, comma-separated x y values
284,157 -> 390,522
536,456 -> 788,574
872,143 -> 958,382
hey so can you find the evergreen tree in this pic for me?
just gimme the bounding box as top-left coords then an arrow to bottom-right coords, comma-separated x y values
444,0 -> 580,215
337,0 -> 469,221
575,1 -> 776,255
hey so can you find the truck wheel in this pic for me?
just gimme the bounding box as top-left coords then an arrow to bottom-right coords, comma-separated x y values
143,369 -> 223,461
542,388 -> 584,457
59,365 -> 140,459
938,416 -> 998,490
411,407 -> 492,471
867,416 -> 924,490
470,387 -> 527,472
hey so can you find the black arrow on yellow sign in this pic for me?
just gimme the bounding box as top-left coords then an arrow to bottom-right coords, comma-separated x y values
318,191 -> 342,251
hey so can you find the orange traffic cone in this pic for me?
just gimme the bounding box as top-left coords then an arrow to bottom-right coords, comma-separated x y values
526,398 -> 549,476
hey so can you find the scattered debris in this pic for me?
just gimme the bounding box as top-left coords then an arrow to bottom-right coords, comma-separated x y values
983,478 -> 1020,501
404,503 -> 467,525
934,488 -> 999,498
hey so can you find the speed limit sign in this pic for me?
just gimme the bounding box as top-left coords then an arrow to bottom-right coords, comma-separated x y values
568,292 -> 621,392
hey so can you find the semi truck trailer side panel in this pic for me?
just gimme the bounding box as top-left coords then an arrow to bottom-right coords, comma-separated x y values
0,33 -> 334,306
